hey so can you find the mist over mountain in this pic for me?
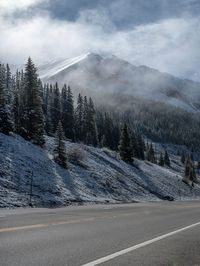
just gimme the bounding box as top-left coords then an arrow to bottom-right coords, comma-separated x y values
7,53 -> 200,149
38,53 -> 200,113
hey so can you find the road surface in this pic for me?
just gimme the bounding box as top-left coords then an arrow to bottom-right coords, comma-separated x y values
0,201 -> 200,266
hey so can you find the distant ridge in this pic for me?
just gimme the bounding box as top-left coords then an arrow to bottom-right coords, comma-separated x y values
37,53 -> 200,112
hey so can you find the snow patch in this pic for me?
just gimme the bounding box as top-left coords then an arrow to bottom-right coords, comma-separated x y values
39,53 -> 91,79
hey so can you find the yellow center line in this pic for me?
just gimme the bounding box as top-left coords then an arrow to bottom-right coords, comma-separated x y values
0,217 -> 97,233
0,212 -> 136,233
0,223 -> 49,233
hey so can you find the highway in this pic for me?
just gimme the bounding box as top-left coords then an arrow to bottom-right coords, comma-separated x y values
0,201 -> 200,266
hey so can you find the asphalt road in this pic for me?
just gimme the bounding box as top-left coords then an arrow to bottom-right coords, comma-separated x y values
0,201 -> 200,266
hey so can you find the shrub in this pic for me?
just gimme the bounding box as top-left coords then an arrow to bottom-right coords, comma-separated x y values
67,147 -> 86,166
102,147 -> 120,160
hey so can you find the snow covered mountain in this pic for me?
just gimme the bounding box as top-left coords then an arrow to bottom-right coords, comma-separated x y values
39,53 -> 91,80
1,133 -> 200,208
38,53 -> 200,112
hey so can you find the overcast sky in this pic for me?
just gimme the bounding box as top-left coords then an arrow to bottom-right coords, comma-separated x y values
0,0 -> 200,80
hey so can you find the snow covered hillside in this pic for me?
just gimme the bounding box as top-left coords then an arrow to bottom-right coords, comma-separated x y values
39,53 -> 91,80
38,53 -> 200,112
0,133 -> 200,208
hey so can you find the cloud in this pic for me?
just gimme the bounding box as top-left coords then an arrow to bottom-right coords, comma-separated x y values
0,0 -> 46,16
0,2 -> 200,80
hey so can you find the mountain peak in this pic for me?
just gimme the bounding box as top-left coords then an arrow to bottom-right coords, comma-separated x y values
86,52 -> 103,61
38,53 -> 200,113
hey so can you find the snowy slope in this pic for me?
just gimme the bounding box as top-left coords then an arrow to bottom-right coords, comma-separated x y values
0,133 -> 200,208
39,53 -> 91,80
38,53 -> 200,112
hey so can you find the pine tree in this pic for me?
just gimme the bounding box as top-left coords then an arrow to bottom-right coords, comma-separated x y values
13,70 -> 21,134
6,64 -> 13,105
118,123 -> 133,163
75,93 -> 83,141
61,84 -> 67,130
85,97 -> 98,146
159,152 -> 164,166
67,86 -> 75,140
0,64 -> 14,134
23,57 -> 45,146
137,134 -> 145,160
82,95 -> 88,142
131,132 -> 145,160
102,113 -> 112,148
184,157 -> 196,183
112,124 -> 120,151
54,121 -> 67,168
154,144 -> 158,164
143,139 -> 146,152
61,85 -> 75,140
103,113 -> 119,150
164,150 -> 170,167
44,85 -> 53,135
131,131 -> 139,158
52,82 -> 61,132
18,70 -> 25,136
181,152 -> 185,164
146,142 -> 149,154
100,134 -> 107,147
42,83 -> 48,115
184,157 -> 190,178
147,143 -> 156,163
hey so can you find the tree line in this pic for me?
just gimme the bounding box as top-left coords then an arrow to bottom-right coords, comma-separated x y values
106,94 -> 200,151
0,58 -> 146,166
0,59 -> 98,145
2,58 -> 198,176
43,82 -> 98,146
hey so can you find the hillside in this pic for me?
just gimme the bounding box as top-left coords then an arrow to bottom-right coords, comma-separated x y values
8,55 -> 200,150
0,133 -> 200,208
38,53 -> 200,112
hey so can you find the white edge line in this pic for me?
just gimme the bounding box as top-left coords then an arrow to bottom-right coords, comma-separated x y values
81,221 -> 200,266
